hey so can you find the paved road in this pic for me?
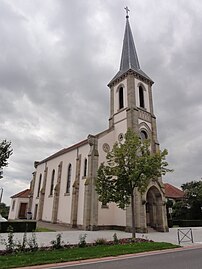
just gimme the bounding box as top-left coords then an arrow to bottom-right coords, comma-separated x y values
49,247 -> 202,269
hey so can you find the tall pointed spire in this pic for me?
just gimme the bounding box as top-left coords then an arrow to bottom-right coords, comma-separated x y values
120,11 -> 140,72
108,8 -> 152,86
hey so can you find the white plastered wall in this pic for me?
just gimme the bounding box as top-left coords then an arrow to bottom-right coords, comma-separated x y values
114,110 -> 127,126
32,162 -> 46,218
97,118 -> 128,227
8,197 -> 29,219
56,149 -> 77,224
32,142 -> 89,225
8,198 -> 17,219
76,144 -> 90,226
41,158 -> 58,221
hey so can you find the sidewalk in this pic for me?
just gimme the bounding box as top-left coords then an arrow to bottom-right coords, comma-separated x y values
36,221 -> 76,231
1,223 -> 202,250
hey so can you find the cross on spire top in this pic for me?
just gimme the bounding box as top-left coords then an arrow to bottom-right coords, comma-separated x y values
124,6 -> 130,18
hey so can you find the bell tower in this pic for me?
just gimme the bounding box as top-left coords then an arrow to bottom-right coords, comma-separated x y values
108,8 -> 159,153
107,8 -> 168,232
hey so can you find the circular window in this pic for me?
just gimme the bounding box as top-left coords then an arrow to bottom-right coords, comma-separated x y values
118,133 -> 124,142
140,130 -> 148,140
102,143 -> 110,153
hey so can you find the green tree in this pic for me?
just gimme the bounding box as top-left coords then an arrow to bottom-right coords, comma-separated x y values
172,200 -> 189,220
96,129 -> 172,238
0,140 -> 13,179
0,203 -> 10,219
181,180 -> 202,219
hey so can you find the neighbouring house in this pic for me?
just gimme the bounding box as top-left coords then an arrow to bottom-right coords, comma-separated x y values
9,12 -> 169,232
164,183 -> 184,204
8,189 -> 31,220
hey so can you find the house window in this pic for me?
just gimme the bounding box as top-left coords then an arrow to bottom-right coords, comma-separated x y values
139,85 -> 145,108
119,87 -> 124,109
50,169 -> 55,196
66,164 -> 72,193
12,200 -> 15,211
37,174 -> 42,198
83,158 -> 87,177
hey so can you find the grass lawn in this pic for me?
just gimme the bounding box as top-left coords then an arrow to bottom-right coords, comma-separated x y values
0,242 -> 179,269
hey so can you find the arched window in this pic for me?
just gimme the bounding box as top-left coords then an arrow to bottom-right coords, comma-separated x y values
119,87 -> 124,109
140,130 -> 148,140
66,164 -> 72,193
50,170 -> 55,196
12,200 -> 15,211
83,158 -> 87,177
37,174 -> 42,197
139,85 -> 145,108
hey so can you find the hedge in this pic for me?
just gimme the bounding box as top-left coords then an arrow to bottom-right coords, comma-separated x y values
173,219 -> 202,227
0,221 -> 36,233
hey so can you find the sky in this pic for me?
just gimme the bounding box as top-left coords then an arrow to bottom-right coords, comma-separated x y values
1,0 -> 202,206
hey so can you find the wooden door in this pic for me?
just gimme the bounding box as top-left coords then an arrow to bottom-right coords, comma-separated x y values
18,203 -> 27,219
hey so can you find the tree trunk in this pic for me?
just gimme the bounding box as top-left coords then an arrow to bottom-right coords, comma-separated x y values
131,192 -> 136,238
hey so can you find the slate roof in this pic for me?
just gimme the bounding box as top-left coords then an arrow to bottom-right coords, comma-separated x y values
11,189 -> 31,199
108,15 -> 152,86
164,183 -> 184,199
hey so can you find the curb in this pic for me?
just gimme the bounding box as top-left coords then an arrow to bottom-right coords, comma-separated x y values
16,244 -> 202,269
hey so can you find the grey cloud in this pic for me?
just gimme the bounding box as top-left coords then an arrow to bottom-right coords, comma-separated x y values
1,0 -> 202,204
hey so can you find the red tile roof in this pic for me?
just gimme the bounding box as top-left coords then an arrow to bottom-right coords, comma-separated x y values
11,189 -> 31,199
164,183 -> 184,199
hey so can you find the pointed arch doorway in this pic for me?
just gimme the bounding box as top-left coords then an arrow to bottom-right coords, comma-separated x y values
146,186 -> 164,231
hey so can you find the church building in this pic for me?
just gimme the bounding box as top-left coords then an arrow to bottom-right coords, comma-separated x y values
10,11 -> 168,232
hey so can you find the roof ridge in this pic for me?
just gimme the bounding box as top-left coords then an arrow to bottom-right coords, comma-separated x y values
38,138 -> 88,165
11,189 -> 31,198
164,183 -> 184,198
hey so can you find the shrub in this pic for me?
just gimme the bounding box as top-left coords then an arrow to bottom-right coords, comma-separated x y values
27,232 -> 38,252
5,226 -> 15,253
173,219 -> 202,227
50,233 -> 64,249
1,228 -> 39,254
16,232 -> 27,252
78,234 -> 87,248
95,238 -> 107,245
113,233 -> 119,244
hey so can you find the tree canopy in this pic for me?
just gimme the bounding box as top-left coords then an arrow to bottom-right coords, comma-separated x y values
170,180 -> 202,221
182,180 -> 202,219
0,140 -> 13,179
96,129 -> 172,237
182,180 -> 202,203
0,203 -> 10,219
